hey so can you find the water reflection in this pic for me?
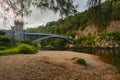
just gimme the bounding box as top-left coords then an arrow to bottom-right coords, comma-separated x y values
72,48 -> 120,56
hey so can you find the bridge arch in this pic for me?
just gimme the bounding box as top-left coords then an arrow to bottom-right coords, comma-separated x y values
25,33 -> 73,44
32,35 -> 73,43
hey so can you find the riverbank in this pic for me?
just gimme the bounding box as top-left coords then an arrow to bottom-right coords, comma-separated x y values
0,51 -> 119,80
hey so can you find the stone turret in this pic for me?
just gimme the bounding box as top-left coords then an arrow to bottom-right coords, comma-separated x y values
13,21 -> 24,41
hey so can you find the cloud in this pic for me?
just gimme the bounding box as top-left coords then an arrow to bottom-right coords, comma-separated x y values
0,0 -> 88,29
24,9 -> 60,29
24,0 -> 88,28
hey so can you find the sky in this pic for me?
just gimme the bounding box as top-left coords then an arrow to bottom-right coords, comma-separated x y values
0,0 -> 88,30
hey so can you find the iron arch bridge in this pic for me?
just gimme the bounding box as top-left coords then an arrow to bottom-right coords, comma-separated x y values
24,33 -> 73,43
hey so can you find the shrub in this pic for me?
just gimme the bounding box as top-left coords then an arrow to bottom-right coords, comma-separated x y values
98,31 -> 108,40
108,32 -> 120,46
0,46 -> 6,50
0,36 -> 12,49
0,36 -> 11,42
72,57 -> 87,66
52,38 -> 67,49
18,44 -> 38,54
74,34 -> 95,47
0,43 -> 38,55
40,38 -> 67,49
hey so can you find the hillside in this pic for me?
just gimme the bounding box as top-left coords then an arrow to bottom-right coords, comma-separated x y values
26,0 -> 120,48
26,0 -> 120,37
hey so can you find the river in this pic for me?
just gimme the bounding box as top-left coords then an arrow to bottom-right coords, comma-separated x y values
71,47 -> 120,72
41,47 -> 120,72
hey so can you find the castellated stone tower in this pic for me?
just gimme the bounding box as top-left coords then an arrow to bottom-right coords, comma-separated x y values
12,21 -> 24,41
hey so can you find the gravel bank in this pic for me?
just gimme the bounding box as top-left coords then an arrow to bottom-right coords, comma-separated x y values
0,51 -> 119,80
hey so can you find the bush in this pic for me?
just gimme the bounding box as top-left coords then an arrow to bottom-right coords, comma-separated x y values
74,34 -> 95,47
52,38 -> 67,49
0,46 -> 6,50
72,57 -> 87,66
0,43 -> 38,55
0,36 -> 12,49
108,32 -> 120,45
40,38 -> 67,49
0,36 -> 11,42
98,31 -> 108,40
18,44 -> 38,54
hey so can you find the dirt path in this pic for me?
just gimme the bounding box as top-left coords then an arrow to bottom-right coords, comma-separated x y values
0,51 -> 119,80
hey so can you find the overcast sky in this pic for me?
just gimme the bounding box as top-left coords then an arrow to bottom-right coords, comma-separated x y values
0,0 -> 88,29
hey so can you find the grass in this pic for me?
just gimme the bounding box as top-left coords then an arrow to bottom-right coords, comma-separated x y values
72,57 -> 87,66
0,43 -> 38,55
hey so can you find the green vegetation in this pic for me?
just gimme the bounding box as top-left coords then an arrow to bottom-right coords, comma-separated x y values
0,36 -> 38,55
72,57 -> 87,66
26,0 -> 120,49
40,38 -> 68,50
0,43 -> 38,55
74,32 -> 120,48
108,32 -> 120,46
26,12 -> 87,36
0,36 -> 12,50
17,43 -> 38,54
74,34 -> 95,47
87,0 -> 120,31
26,0 -> 120,35
2,0 -> 118,72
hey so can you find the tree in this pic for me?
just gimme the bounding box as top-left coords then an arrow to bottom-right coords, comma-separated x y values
0,0 -> 77,22
111,0 -> 120,20
0,0 -> 78,43
87,0 -> 102,30
0,0 -> 104,22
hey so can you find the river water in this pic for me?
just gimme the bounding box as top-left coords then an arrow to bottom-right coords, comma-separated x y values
41,47 -> 120,72
71,47 -> 120,72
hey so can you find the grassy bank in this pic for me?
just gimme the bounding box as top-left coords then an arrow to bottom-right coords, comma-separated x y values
0,43 -> 38,55
0,36 -> 38,55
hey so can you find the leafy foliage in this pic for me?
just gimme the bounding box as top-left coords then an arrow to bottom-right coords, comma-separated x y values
40,38 -> 67,49
26,0 -> 119,49
0,0 -> 77,22
74,34 -> 95,47
74,32 -> 120,48
0,36 -> 38,55
98,31 -> 108,40
0,43 -> 38,55
108,32 -> 120,45
0,36 -> 11,50
87,0 -> 120,32
26,12 -> 88,36
26,0 -> 119,35
18,44 -> 38,54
